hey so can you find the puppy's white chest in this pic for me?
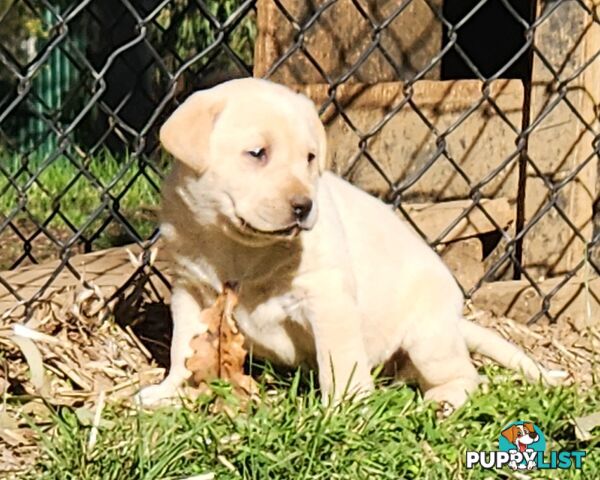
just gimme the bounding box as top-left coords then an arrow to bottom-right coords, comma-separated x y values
235,291 -> 307,336
249,291 -> 304,321
234,291 -> 314,367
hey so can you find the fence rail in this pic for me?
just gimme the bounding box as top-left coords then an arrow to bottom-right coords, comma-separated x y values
1,0 -> 600,325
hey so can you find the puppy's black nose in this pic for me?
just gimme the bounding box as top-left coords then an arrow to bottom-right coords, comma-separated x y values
290,195 -> 313,222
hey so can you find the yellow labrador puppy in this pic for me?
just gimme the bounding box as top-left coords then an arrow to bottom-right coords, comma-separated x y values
138,78 -> 548,408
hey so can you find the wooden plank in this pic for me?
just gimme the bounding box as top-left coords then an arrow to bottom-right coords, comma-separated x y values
0,245 -> 171,319
471,276 -> 600,329
254,0 -> 443,82
403,197 -> 513,243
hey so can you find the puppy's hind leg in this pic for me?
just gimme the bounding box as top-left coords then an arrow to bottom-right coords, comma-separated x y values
407,321 -> 479,410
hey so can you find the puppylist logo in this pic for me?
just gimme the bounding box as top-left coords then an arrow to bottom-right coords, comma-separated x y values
466,421 -> 586,471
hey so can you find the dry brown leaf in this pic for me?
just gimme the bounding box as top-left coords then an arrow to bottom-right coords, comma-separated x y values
574,411 -> 600,441
8,335 -> 47,394
0,410 -> 36,448
186,286 -> 258,398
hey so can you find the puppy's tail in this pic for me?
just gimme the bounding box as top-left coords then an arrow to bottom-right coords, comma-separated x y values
459,319 -> 555,384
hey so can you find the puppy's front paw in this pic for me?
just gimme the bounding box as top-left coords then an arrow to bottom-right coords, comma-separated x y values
321,378 -> 374,407
136,382 -> 181,407
434,401 -> 455,419
423,384 -> 469,410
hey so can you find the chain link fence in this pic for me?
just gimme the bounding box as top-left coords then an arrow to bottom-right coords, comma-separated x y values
1,0 -> 599,326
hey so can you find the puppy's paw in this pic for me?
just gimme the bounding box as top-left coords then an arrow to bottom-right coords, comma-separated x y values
136,382 -> 181,407
321,378 -> 374,407
433,401 -> 455,419
424,384 -> 469,410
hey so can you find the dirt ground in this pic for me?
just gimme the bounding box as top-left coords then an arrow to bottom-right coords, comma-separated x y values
0,215 -> 154,271
0,220 -> 79,270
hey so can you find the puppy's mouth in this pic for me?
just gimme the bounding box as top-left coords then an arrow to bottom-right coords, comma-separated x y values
237,216 -> 302,238
222,193 -> 309,239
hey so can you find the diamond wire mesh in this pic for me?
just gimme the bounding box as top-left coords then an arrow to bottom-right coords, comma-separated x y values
0,0 -> 599,324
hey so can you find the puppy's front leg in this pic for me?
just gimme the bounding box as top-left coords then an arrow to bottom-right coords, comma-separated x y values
137,283 -> 207,406
310,288 -> 373,404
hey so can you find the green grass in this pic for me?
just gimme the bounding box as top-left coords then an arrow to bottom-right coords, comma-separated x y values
29,366 -> 599,479
0,152 -> 165,249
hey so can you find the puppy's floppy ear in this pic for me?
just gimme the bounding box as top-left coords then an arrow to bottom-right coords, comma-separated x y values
501,426 -> 518,444
523,422 -> 535,434
160,88 -> 225,173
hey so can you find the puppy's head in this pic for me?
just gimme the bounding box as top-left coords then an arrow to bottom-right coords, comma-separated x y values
160,78 -> 326,243
501,423 -> 539,446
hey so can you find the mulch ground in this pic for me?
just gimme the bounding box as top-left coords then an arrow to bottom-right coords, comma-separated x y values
466,303 -> 599,387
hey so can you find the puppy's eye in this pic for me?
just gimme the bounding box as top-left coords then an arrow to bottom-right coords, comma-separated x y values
307,152 -> 316,164
247,147 -> 268,164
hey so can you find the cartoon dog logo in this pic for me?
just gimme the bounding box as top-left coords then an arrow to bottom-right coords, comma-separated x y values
501,422 -> 541,470
468,420 -> 585,471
